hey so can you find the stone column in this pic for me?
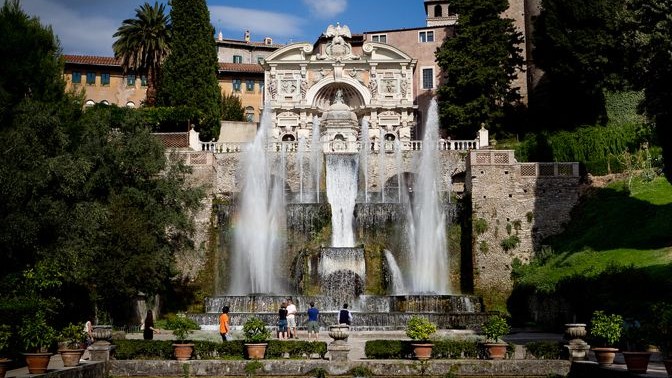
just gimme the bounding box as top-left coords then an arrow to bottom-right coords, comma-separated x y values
327,324 -> 350,362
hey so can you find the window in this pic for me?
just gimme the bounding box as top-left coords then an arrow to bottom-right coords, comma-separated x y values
246,80 -> 254,92
72,71 -> 81,84
101,73 -> 110,86
232,79 -> 241,92
419,31 -> 435,43
259,81 -> 264,93
257,56 -> 264,64
86,72 -> 96,85
245,106 -> 254,122
233,55 -> 242,63
126,101 -> 135,108
141,75 -> 148,86
434,4 -> 443,17
85,100 -> 95,107
371,34 -> 387,43
422,68 -> 434,89
127,74 -> 136,86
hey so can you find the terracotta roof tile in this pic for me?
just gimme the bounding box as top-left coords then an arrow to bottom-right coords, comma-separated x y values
63,55 -> 121,66
218,63 -> 264,73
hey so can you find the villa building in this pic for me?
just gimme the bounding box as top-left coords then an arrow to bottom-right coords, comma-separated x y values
62,0 -> 539,132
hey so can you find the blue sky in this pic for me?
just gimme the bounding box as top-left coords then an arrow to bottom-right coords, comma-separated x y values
22,0 -> 427,57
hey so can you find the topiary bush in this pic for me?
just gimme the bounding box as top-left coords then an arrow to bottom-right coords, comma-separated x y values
406,316 -> 437,342
481,315 -> 510,343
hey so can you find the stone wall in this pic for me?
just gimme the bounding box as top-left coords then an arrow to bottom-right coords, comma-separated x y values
466,150 -> 580,311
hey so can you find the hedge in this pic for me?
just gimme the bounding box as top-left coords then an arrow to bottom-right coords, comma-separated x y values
364,340 -> 494,359
112,339 -> 327,360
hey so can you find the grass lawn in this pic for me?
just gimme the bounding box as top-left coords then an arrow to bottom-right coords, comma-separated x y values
513,176 -> 672,293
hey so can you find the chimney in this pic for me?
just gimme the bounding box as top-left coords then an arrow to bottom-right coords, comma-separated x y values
264,37 -> 273,45
244,30 -> 250,42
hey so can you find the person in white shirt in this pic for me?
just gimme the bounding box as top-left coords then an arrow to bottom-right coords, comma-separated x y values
286,299 -> 298,339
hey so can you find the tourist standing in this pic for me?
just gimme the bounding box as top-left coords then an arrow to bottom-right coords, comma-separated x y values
142,310 -> 160,340
278,302 -> 288,340
219,306 -> 230,342
286,298 -> 298,339
338,303 -> 352,325
83,319 -> 93,346
306,301 -> 320,341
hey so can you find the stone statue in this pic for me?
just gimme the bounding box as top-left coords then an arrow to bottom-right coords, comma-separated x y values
318,23 -> 360,60
333,89 -> 345,104
300,78 -> 308,98
267,79 -> 277,99
368,74 -> 378,97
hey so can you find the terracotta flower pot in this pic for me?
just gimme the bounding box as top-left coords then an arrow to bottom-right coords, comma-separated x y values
484,343 -> 507,360
58,349 -> 85,367
173,343 -> 194,361
0,358 -> 12,378
245,343 -> 267,360
592,347 -> 618,366
622,351 -> 651,374
23,352 -> 52,374
663,359 -> 672,377
411,343 -> 433,360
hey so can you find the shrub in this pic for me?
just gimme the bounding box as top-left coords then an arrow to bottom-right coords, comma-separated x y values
59,323 -> 87,349
364,340 -> 481,359
0,324 -> 11,356
648,302 -> 672,358
243,360 -> 263,375
481,315 -> 510,343
500,235 -> 520,251
524,341 -> 564,359
19,313 -> 56,352
114,340 -> 173,359
165,313 -> 200,342
474,218 -> 488,235
590,310 -> 623,347
265,340 -> 327,358
242,317 -> 271,343
350,365 -> 373,377
406,316 -> 437,342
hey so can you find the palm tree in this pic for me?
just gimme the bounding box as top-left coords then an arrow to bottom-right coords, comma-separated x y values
113,2 -> 171,107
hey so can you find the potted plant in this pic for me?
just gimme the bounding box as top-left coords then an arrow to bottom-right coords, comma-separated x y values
243,317 -> 271,360
19,313 -> 56,374
57,323 -> 87,367
167,313 -> 199,361
649,302 -> 672,376
481,314 -> 511,360
589,310 -> 623,366
0,325 -> 12,378
620,319 -> 652,374
405,316 -> 437,360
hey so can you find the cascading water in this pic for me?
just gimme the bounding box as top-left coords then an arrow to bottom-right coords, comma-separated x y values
297,136 -> 306,202
310,116 -> 322,203
384,250 -> 406,294
325,154 -> 359,247
394,139 -> 403,203
360,119 -> 369,203
229,106 -> 285,294
378,129 -> 386,203
406,98 -> 450,293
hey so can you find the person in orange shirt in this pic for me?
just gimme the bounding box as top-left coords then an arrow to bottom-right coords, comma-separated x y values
219,306 -> 230,341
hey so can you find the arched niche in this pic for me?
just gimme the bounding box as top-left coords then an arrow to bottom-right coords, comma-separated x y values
307,77 -> 370,109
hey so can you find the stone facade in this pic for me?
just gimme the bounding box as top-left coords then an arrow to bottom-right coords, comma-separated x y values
466,150 -> 580,309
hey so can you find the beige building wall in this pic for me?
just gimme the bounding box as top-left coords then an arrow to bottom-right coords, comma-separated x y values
63,61 -> 146,107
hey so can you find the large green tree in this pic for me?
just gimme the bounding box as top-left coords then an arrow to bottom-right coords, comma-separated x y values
532,0 -> 626,129
0,0 -> 66,123
221,92 -> 244,121
112,2 -> 171,107
623,0 -> 672,182
0,1 -> 205,325
435,0 -> 524,138
157,0 -> 222,141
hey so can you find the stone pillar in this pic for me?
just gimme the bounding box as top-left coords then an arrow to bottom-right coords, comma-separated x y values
478,124 -> 489,149
327,324 -> 350,362
564,323 -> 590,362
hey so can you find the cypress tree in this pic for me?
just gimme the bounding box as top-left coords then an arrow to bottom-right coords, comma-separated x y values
435,0 -> 524,138
157,0 -> 222,141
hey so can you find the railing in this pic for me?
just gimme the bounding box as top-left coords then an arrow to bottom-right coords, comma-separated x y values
199,138 -> 481,154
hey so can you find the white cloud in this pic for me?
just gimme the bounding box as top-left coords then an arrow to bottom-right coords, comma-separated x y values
22,0 -> 137,56
302,0 -> 348,19
210,6 -> 304,41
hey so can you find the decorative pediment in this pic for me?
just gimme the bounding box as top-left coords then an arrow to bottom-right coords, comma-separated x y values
264,43 -> 314,62
362,42 -> 414,61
